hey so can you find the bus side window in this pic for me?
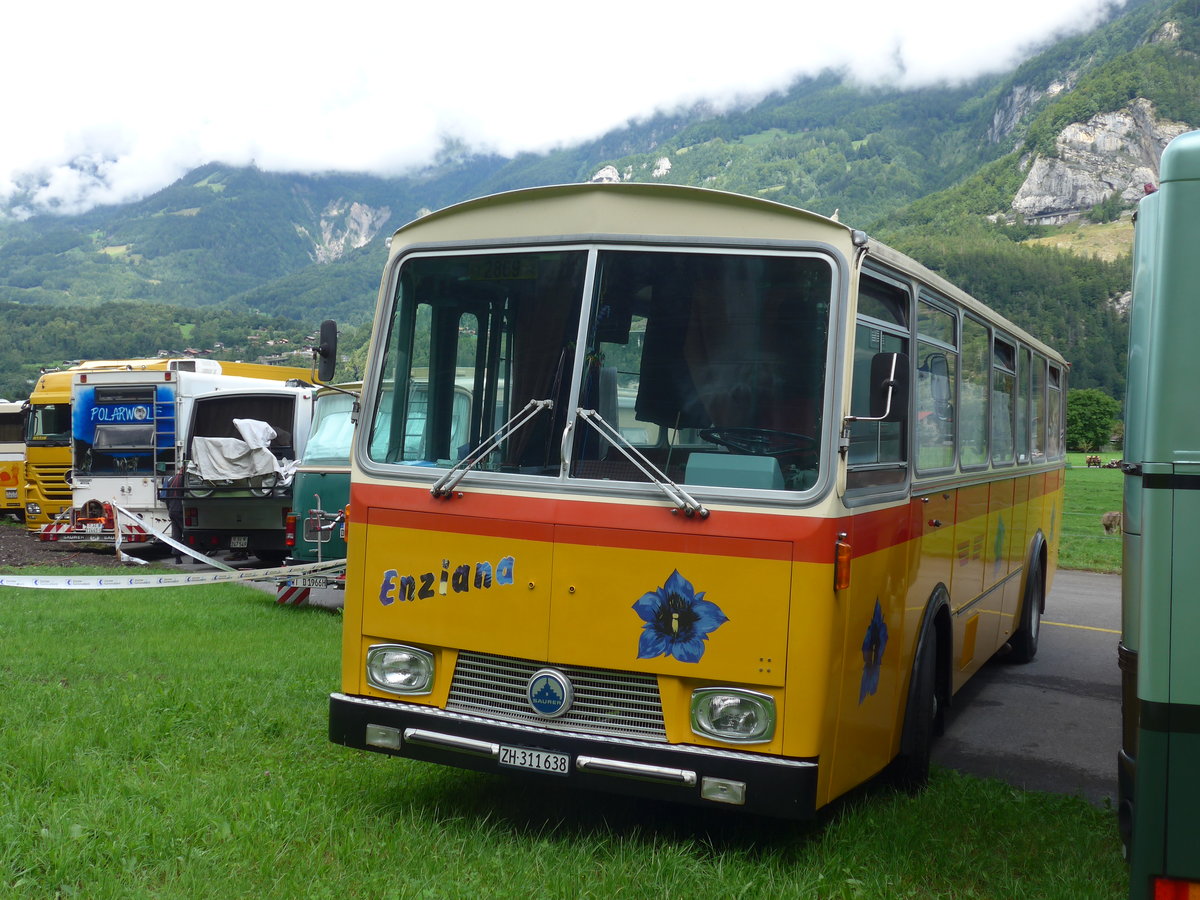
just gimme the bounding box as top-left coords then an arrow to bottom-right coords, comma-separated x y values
1031,355 -> 1047,462
1016,346 -> 1031,463
960,316 -> 990,469
915,298 -> 957,473
1047,364 -> 1064,459
847,272 -> 910,492
991,336 -> 1017,466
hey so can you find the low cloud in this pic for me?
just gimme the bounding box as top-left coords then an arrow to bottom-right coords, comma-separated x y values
1,0 -> 1125,216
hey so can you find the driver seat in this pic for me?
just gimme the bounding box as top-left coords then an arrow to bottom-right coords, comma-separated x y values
684,452 -> 784,490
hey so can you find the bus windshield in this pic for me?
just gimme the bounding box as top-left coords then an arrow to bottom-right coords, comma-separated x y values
368,247 -> 833,491
26,403 -> 71,445
303,392 -> 356,465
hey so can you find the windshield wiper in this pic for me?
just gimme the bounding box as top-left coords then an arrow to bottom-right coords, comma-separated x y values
573,408 -> 709,518
430,398 -> 553,498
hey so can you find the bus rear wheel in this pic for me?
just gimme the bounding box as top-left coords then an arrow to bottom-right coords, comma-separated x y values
1009,555 -> 1044,664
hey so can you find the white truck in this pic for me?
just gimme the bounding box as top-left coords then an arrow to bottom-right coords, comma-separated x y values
42,359 -> 314,562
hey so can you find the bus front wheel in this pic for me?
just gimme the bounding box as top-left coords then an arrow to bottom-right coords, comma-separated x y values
890,630 -> 938,791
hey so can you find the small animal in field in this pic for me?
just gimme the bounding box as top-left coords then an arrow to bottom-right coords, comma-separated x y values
1101,511 -> 1123,535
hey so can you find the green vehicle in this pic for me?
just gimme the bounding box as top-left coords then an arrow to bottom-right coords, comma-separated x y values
286,384 -> 356,583
1120,129 -> 1200,899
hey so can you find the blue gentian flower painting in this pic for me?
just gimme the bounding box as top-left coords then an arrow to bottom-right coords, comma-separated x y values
633,569 -> 728,663
860,599 -> 888,703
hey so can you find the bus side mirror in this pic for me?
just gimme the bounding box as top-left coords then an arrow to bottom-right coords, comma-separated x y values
316,320 -> 338,383
869,352 -> 909,422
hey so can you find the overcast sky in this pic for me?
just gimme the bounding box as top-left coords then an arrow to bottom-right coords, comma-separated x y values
2,0 -> 1124,216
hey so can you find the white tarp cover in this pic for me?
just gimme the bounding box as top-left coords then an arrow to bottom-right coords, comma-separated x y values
190,418 -> 296,481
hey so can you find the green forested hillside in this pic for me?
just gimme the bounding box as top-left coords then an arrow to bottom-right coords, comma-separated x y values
0,301 -> 313,402
0,0 -> 1195,405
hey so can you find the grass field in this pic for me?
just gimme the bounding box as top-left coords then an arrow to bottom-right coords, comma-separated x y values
0,573 -> 1128,899
0,457 -> 1127,897
1061,452 -> 1124,573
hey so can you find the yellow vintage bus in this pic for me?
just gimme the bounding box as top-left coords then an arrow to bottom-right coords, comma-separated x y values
330,183 -> 1066,818
0,399 -> 25,520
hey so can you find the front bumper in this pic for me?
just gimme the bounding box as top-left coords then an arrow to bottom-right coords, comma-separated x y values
329,692 -> 818,819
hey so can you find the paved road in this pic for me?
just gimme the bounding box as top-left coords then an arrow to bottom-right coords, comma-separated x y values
932,569 -> 1121,807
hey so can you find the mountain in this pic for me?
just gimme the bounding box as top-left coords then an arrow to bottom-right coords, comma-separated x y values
1,0 -> 1197,405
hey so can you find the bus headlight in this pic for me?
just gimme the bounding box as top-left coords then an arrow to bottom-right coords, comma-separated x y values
366,644 -> 434,695
26,502 -> 41,517
690,688 -> 776,743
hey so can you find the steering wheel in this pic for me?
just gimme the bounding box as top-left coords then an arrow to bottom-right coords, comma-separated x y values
700,427 -> 816,457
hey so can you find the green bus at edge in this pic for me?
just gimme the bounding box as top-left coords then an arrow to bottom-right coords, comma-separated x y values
1121,128 -> 1200,900
288,384 -> 356,569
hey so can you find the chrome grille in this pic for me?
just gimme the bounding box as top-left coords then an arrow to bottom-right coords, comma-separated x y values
446,651 -> 667,742
28,464 -> 72,500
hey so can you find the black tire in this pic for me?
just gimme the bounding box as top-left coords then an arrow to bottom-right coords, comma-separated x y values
890,629 -> 938,791
1009,554 -> 1044,663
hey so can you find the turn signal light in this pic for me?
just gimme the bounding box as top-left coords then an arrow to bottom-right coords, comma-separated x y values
834,535 -> 851,591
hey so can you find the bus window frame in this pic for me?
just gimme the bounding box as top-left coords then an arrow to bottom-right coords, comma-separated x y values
356,238 -> 851,508
844,265 -> 913,504
1030,354 -> 1048,463
1047,363 -> 1065,459
914,292 -> 959,478
1016,345 -> 1032,465
990,333 -> 1018,469
958,313 -> 992,472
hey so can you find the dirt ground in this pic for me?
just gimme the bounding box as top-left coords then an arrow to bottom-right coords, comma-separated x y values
0,520 -> 146,569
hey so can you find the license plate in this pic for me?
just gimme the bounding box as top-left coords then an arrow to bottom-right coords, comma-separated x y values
498,745 -> 570,775
294,576 -> 338,588
83,522 -> 104,533
230,536 -> 249,548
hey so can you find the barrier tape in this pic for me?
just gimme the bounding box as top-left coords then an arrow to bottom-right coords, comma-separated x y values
0,558 -> 347,591
6,497 -> 346,590
37,502 -> 234,570
111,503 -> 239,571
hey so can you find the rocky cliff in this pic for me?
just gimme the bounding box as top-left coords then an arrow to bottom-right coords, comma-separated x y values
1009,15 -> 1194,224
297,199 -> 391,263
1010,98 -> 1190,223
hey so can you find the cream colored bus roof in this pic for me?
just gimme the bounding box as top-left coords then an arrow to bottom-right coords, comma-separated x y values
388,182 -> 1064,364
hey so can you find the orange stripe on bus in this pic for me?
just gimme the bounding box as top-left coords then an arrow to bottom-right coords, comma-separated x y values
352,469 -> 1061,565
